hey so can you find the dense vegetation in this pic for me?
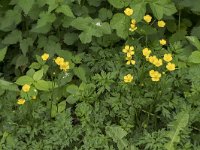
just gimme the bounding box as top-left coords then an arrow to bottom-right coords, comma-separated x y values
0,0 -> 200,149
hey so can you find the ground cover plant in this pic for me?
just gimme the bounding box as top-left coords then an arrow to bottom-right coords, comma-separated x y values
0,0 -> 200,149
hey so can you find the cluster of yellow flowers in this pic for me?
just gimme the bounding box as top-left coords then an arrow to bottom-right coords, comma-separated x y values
149,70 -> 162,81
17,84 -> 31,105
122,45 -> 136,65
129,19 -> 137,32
54,57 -> 70,72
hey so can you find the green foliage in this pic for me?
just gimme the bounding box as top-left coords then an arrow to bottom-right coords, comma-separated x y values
0,0 -> 200,149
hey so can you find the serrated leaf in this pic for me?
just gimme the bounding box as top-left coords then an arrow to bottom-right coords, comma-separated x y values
0,47 -> 7,62
55,49 -> 73,60
57,101 -> 66,113
73,66 -> 87,82
56,5 -> 75,17
188,51 -> 200,63
2,30 -> 22,44
186,36 -> 200,50
66,84 -> 79,94
18,0 -> 34,15
191,26 -> 200,39
64,33 -> 78,45
35,12 -> 56,28
130,1 -> 146,21
0,79 -> 19,91
108,0 -> 128,9
15,76 -> 34,85
34,80 -> 50,91
110,13 -> 129,39
20,38 -> 34,55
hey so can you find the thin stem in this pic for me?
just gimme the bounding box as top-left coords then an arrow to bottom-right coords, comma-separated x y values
178,10 -> 181,31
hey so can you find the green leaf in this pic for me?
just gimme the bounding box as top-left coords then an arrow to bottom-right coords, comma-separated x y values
0,47 -> 7,62
55,49 -> 73,60
18,0 -> 34,15
20,38 -> 34,55
15,76 -> 34,85
2,30 -> 22,44
33,69 -> 43,81
164,111 -> 189,150
66,95 -> 79,104
51,103 -> 57,118
149,0 -> 177,20
73,66 -> 87,82
106,126 -> 128,149
66,84 -> 79,94
64,33 -> 78,45
35,12 -> 56,28
57,101 -> 66,113
34,80 -> 50,91
186,36 -> 200,50
188,51 -> 200,63
130,1 -> 146,21
55,5 -> 75,17
110,13 -> 130,39
0,79 -> 19,91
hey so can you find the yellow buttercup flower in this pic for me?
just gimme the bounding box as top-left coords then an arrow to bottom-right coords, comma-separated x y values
55,57 -> 64,65
166,62 -> 175,71
32,96 -> 36,100
159,39 -> 167,45
153,58 -> 163,67
148,55 -> 157,63
124,74 -> 133,83
124,8 -> 133,16
149,70 -> 161,82
142,48 -> 151,57
143,15 -> 152,23
17,98 -> 25,105
122,45 -> 135,57
163,54 -> 172,62
22,84 -> 30,92
59,61 -> 70,72
41,53 -> 49,61
126,56 -> 136,65
158,20 -> 166,27
129,19 -> 137,32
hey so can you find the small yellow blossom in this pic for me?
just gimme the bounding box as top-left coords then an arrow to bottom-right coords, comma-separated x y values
143,15 -> 152,23
41,53 -> 49,61
122,45 -> 135,57
166,62 -> 176,71
32,96 -> 36,100
159,39 -> 167,45
22,84 -> 30,92
124,8 -> 133,16
158,20 -> 166,27
148,55 -> 157,63
142,48 -> 151,57
153,58 -> 163,67
163,54 -> 172,62
60,61 -> 70,71
55,57 -> 64,65
17,98 -> 25,105
149,70 -> 161,82
129,19 -> 137,32
124,74 -> 133,83
126,57 -> 136,65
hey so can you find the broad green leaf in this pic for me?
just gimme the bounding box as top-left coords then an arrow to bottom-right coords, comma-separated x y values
0,79 -> 19,91
15,76 -> 34,85
191,26 -> 200,39
130,1 -> 146,21
2,30 -> 22,44
149,0 -> 177,20
64,33 -> 78,45
66,95 -> 79,104
110,13 -> 130,39
18,0 -> 34,15
46,0 -> 58,12
56,5 -> 75,17
186,36 -> 200,50
73,66 -> 87,82
35,12 -> 56,28
87,0 -> 102,7
20,38 -> 34,55
0,47 -> 7,62
15,55 -> 28,68
188,51 -> 200,63
51,103 -> 57,118
34,80 -> 50,91
108,0 -> 129,9
99,8 -> 113,21
66,84 -> 79,94
71,17 -> 92,30
33,69 -> 43,81
55,49 -> 73,60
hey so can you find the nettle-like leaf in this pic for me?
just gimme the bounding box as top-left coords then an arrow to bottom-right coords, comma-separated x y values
106,126 -> 128,150
17,0 -> 35,15
55,5 -> 75,18
110,13 -> 130,39
0,47 -> 7,62
164,111 -> 189,150
2,30 -> 22,45
130,1 -> 146,21
108,0 -> 130,9
149,0 -> 177,20
71,17 -> 111,43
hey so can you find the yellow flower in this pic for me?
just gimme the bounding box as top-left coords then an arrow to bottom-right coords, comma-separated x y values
153,58 -> 163,67
158,20 -> 166,27
149,70 -> 161,82
32,96 -> 36,100
59,61 -> 70,71
131,19 -> 136,24
17,98 -> 25,105
124,74 -> 133,83
55,57 -> 64,65
126,57 -> 136,65
143,15 -> 152,23
148,55 -> 157,63
22,84 -> 30,92
41,53 -> 49,61
122,45 -> 134,57
142,48 -> 151,57
166,62 -> 175,71
129,19 -> 137,32
124,8 -> 133,16
163,54 -> 172,62
159,39 -> 167,45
